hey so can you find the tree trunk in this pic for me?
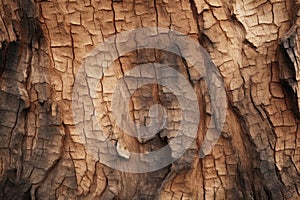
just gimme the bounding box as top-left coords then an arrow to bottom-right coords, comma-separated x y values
0,0 -> 300,199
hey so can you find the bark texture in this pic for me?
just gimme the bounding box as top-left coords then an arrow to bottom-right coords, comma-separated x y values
0,0 -> 300,199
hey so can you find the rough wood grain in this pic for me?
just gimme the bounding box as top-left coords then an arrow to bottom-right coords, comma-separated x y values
0,0 -> 300,199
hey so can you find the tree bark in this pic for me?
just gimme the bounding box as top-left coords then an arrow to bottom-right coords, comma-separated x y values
0,0 -> 300,199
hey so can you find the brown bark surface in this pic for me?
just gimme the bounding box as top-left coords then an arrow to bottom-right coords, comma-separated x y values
0,0 -> 300,199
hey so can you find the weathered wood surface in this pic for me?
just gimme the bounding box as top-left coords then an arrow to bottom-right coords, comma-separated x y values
0,0 -> 300,199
